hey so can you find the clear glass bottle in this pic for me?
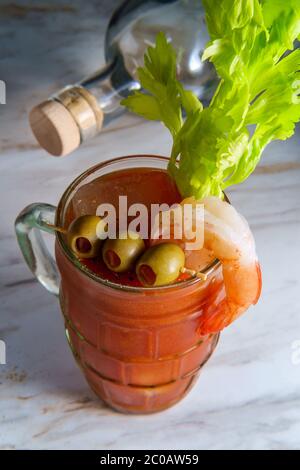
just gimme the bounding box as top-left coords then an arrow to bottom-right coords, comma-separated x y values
30,0 -> 218,156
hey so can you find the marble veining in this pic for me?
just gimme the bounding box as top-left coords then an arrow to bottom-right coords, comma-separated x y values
0,0 -> 300,450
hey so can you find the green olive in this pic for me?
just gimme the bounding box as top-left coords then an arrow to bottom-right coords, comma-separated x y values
67,215 -> 106,259
136,243 -> 185,287
102,231 -> 145,273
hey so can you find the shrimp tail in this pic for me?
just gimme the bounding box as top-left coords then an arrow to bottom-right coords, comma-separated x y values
198,260 -> 262,335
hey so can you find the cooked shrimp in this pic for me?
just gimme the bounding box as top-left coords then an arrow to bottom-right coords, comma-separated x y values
181,196 -> 262,334
151,196 -> 262,334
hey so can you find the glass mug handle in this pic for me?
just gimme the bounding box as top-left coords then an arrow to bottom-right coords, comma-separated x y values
15,203 -> 60,296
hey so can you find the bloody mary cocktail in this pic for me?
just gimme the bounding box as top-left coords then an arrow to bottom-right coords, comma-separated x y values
55,155 -> 222,413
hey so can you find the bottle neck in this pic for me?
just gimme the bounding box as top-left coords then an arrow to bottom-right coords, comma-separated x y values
53,60 -> 139,141
81,59 -> 140,123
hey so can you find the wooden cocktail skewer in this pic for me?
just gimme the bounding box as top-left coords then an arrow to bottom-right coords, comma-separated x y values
44,223 -> 67,234
180,267 -> 208,281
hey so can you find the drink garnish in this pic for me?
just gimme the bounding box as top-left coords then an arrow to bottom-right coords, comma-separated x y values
122,0 -> 300,199
102,231 -> 145,273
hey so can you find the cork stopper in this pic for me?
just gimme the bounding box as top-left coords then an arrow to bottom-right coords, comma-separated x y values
29,101 -> 81,157
29,86 -> 104,157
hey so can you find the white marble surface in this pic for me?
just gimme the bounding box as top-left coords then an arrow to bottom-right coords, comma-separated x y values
1,1 -> 300,450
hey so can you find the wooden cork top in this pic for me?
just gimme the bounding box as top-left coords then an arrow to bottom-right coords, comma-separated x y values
29,87 -> 103,157
29,100 -> 81,157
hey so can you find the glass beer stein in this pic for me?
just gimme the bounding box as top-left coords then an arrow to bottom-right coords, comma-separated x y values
15,155 -> 222,414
